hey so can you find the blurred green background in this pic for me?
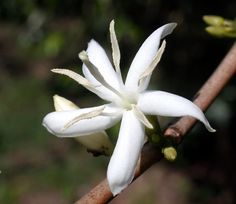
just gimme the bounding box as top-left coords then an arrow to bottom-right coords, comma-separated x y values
0,0 -> 236,203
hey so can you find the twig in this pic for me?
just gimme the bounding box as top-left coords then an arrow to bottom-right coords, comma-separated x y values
165,42 -> 236,139
75,42 -> 236,204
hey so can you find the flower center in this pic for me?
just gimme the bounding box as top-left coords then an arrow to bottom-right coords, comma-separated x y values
119,90 -> 138,110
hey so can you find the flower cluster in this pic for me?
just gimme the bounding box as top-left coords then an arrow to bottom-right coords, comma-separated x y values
43,20 -> 215,195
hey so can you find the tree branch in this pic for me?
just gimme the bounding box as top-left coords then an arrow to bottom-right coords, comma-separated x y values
75,42 -> 236,204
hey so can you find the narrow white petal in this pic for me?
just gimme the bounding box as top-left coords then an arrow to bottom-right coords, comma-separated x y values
79,51 -> 122,99
82,39 -> 121,90
52,95 -> 114,155
42,105 -> 122,137
107,110 -> 145,195
138,91 -> 216,132
109,20 -> 123,83
125,23 -> 177,92
82,64 -> 120,102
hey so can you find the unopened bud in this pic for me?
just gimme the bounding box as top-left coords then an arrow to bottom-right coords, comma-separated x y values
203,15 -> 236,38
76,132 -> 113,156
205,26 -> 226,37
203,15 -> 224,26
162,146 -> 177,161
206,26 -> 236,38
53,95 -> 78,111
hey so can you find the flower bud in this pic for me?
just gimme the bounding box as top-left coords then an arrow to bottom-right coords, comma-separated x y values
203,15 -> 224,26
205,26 -> 226,37
162,146 -> 177,161
203,15 -> 236,38
205,26 -> 236,38
53,95 -> 113,156
75,132 -> 113,156
53,95 -> 78,111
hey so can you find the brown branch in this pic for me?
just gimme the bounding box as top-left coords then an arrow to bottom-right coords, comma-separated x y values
165,42 -> 236,139
75,42 -> 236,204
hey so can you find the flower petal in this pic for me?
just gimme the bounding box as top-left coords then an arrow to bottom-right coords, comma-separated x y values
80,51 -> 123,99
83,64 -> 122,101
138,91 -> 216,132
42,105 -> 122,137
83,39 -> 121,91
125,23 -> 177,92
53,95 -> 114,156
107,110 -> 145,195
63,105 -> 105,130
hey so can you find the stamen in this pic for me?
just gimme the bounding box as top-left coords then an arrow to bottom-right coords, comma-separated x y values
132,104 -> 153,129
52,68 -> 111,100
52,68 -> 95,89
109,20 -> 123,82
138,40 -> 166,86
63,106 -> 105,130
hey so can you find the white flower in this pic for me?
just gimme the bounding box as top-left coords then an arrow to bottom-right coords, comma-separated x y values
42,20 -> 215,195
53,95 -> 113,156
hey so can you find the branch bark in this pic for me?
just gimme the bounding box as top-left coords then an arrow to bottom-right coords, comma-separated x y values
75,42 -> 236,204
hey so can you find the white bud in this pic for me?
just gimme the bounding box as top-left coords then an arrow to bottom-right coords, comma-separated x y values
75,132 -> 113,156
53,95 -> 78,111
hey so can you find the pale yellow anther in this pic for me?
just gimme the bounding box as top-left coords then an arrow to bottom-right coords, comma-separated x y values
139,40 -> 166,86
132,104 -> 153,129
51,68 -> 95,88
63,105 -> 105,130
109,20 -> 121,75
